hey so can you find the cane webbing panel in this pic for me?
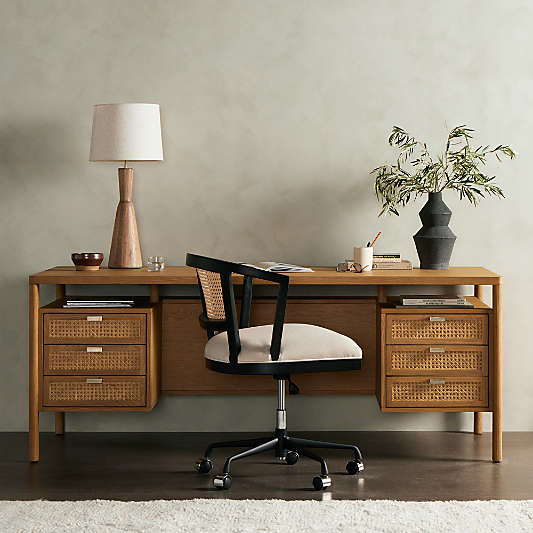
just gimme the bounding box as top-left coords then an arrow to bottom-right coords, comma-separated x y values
387,377 -> 488,407
197,269 -> 226,320
44,345 -> 146,375
386,314 -> 488,344
386,345 -> 488,375
43,377 -> 146,406
44,314 -> 145,344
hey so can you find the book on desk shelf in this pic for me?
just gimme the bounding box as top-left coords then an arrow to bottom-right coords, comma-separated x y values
63,296 -> 134,308
372,260 -> 413,270
242,262 -> 313,273
373,253 -> 401,263
336,259 -> 412,271
391,295 -> 474,308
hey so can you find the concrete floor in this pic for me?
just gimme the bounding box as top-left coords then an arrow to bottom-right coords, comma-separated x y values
1,431 -> 531,501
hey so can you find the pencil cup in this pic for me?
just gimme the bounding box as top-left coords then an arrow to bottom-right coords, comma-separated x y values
353,247 -> 373,272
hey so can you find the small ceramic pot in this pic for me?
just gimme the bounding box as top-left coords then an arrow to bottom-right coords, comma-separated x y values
71,252 -> 104,271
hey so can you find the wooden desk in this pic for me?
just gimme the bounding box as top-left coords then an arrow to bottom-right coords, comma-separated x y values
30,265 -> 500,286
29,266 -> 502,463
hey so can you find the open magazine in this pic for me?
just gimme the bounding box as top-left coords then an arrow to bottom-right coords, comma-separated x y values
243,262 -> 313,273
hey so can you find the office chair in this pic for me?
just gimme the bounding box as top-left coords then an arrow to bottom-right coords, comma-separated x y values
186,253 -> 364,491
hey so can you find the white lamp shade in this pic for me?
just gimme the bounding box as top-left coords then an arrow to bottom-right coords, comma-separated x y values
89,103 -> 163,161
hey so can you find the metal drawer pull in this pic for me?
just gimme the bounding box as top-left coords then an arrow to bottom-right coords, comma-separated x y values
86,378 -> 103,384
429,347 -> 446,353
429,378 -> 446,385
429,316 -> 446,322
86,347 -> 103,353
86,316 -> 103,322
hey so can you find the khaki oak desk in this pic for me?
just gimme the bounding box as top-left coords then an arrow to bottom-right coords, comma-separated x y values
28,266 -> 502,463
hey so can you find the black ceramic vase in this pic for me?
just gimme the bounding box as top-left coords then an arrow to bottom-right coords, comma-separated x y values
413,192 -> 456,270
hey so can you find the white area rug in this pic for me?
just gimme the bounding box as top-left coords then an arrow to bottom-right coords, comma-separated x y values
0,499 -> 532,533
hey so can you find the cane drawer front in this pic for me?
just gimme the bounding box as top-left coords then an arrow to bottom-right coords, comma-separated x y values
43,376 -> 146,407
44,314 -> 146,345
43,345 -> 146,375
386,345 -> 488,376
386,314 -> 488,345
386,376 -> 488,408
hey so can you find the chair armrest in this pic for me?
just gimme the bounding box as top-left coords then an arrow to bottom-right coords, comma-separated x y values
229,263 -> 289,285
187,253 -> 288,285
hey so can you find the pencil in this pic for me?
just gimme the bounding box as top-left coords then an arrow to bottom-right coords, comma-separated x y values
369,232 -> 382,248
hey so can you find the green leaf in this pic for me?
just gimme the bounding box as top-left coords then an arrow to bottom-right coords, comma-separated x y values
372,124 -> 515,216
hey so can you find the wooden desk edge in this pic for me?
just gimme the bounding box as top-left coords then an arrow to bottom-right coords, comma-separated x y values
29,266 -> 502,286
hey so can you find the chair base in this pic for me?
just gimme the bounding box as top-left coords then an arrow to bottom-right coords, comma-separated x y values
195,379 -> 364,490
196,430 -> 364,491
196,377 -> 366,489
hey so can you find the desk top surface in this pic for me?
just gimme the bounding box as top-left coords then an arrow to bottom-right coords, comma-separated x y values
30,266 -> 501,285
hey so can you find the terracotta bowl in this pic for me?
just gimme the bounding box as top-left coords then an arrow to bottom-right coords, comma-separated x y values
71,252 -> 104,271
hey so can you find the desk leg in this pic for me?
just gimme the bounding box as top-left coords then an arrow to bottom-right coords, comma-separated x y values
474,412 -> 483,434
492,283 -> 502,462
55,413 -> 65,436
29,283 -> 40,462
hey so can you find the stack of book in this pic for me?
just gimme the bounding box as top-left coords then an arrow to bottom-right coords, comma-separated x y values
373,253 -> 412,270
393,295 -> 474,309
63,297 -> 134,309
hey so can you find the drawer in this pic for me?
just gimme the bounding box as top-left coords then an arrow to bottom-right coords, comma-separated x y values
43,376 -> 146,407
386,345 -> 488,376
44,345 -> 146,375
386,314 -> 488,345
44,314 -> 146,344
386,376 -> 488,408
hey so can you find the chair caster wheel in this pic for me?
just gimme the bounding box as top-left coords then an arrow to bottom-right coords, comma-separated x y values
285,451 -> 299,465
214,474 -> 232,490
346,460 -> 364,474
312,475 -> 331,491
195,458 -> 212,474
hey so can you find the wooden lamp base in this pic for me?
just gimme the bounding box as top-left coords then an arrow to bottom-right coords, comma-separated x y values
108,168 -> 142,269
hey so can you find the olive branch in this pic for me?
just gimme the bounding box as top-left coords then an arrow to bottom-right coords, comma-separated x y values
372,125 -> 515,216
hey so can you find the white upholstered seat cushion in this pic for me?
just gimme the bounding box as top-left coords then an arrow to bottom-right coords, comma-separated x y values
205,323 -> 362,364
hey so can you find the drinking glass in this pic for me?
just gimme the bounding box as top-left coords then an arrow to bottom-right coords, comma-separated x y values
147,256 -> 165,272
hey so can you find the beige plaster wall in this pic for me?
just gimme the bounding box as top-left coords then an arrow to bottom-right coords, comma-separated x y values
1,0 -> 531,431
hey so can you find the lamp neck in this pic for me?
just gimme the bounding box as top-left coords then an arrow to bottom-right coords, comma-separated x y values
117,167 -> 134,202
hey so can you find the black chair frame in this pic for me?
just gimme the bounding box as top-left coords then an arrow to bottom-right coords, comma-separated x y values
186,253 -> 364,491
189,253 -> 288,362
188,253 -> 361,375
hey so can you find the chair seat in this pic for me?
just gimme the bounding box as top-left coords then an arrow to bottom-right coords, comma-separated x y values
205,324 -> 362,366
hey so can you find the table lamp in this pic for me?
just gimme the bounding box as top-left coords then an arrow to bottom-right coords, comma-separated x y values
89,103 -> 163,269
